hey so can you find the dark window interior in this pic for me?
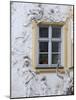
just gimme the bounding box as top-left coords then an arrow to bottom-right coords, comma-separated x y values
52,42 -> 61,52
52,26 -> 61,38
39,42 -> 48,52
39,54 -> 48,64
52,54 -> 60,64
39,27 -> 48,38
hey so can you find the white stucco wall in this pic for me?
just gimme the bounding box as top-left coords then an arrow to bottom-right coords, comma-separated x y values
11,2 -> 73,98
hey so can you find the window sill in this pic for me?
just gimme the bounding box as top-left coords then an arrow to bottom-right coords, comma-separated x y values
36,66 -> 63,69
35,66 -> 64,74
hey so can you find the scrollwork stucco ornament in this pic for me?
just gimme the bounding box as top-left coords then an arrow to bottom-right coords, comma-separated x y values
24,4 -> 44,27
24,4 -> 68,27
56,60 -> 74,95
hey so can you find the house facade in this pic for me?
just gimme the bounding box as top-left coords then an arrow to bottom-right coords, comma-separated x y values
11,2 -> 74,98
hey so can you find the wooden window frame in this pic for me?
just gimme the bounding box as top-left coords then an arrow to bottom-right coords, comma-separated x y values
37,25 -> 62,68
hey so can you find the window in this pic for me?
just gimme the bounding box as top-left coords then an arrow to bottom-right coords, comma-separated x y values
32,20 -> 72,72
37,25 -> 62,68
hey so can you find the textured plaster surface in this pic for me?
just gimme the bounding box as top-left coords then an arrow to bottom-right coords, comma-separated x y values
11,2 -> 73,98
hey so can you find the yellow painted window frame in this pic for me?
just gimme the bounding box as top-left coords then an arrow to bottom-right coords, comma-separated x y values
32,20 -> 72,73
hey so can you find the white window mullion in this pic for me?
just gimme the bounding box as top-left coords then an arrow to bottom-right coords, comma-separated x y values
48,26 -> 52,67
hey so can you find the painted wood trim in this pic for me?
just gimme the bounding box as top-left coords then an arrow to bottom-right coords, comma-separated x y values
36,67 -> 65,74
36,20 -> 65,26
32,20 -> 38,71
63,15 -> 73,69
63,21 -> 67,70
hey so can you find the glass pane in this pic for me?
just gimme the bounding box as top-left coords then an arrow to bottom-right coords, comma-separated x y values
39,27 -> 48,38
39,42 -> 48,52
52,26 -> 61,38
39,54 -> 48,64
52,42 -> 61,52
52,54 -> 61,64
